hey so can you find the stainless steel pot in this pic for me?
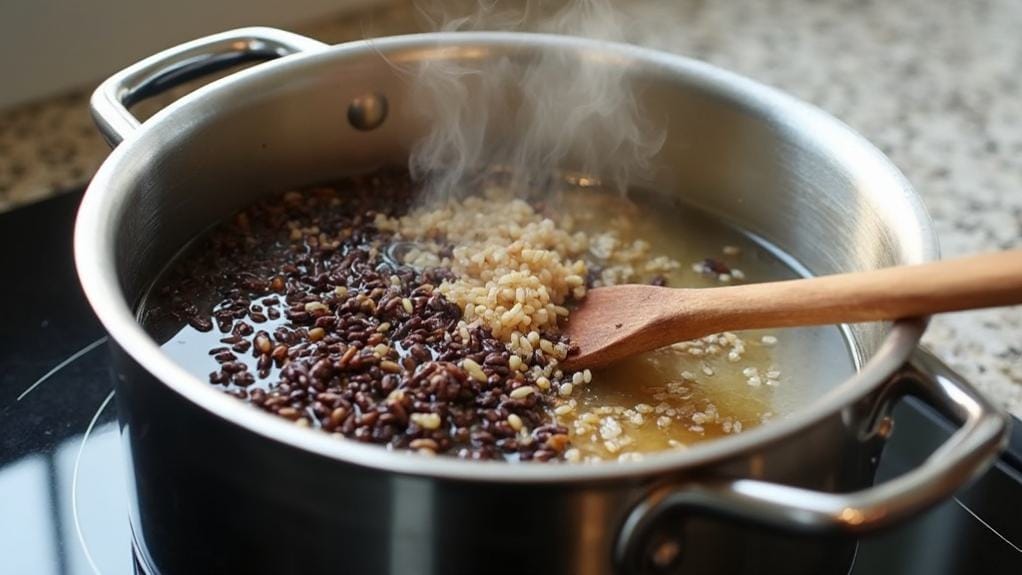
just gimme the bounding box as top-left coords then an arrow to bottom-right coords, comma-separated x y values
75,28 -> 1009,575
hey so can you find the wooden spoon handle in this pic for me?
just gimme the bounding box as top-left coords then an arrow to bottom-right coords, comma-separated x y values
682,250 -> 1022,332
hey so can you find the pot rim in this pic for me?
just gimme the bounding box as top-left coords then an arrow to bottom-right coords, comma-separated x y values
74,31 -> 938,483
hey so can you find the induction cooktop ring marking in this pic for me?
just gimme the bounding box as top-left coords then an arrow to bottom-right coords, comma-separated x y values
16,337 -> 108,401
953,496 -> 1022,553
71,389 -> 116,575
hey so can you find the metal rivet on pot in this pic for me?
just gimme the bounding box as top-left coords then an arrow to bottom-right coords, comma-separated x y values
649,537 -> 682,571
347,93 -> 388,131
875,416 -> 895,439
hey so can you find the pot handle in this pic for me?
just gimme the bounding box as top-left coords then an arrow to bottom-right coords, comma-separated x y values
90,27 -> 326,145
616,347 -> 1009,573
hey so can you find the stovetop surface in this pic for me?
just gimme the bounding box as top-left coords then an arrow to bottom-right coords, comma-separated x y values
1,190 -> 1020,574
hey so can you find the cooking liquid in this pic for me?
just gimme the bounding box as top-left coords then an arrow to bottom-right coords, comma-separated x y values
144,181 -> 857,462
533,187 -> 857,461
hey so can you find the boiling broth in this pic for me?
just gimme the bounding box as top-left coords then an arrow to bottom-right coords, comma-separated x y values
532,188 -> 856,460
143,173 -> 857,462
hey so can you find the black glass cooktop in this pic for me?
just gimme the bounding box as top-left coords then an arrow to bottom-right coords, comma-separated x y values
1,190 -> 1020,574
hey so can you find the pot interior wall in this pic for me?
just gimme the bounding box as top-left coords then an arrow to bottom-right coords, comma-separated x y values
105,36 -> 933,409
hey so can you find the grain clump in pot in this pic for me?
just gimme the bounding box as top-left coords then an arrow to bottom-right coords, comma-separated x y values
377,192 -> 582,363
376,187 -> 674,371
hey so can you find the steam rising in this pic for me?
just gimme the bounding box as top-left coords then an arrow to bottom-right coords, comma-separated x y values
408,0 -> 666,201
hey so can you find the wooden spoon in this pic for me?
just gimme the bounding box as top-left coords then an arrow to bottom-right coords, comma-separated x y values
562,250 -> 1022,370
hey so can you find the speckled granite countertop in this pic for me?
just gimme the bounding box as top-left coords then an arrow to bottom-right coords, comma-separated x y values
1,0 -> 1020,416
